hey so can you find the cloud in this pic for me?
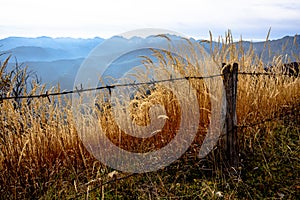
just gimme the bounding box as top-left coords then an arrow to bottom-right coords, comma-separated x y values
0,0 -> 299,39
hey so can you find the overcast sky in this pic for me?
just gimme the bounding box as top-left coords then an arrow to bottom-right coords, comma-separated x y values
0,0 -> 299,40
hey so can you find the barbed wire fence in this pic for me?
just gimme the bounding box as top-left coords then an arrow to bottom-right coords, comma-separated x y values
0,73 -> 295,101
1,62 -> 299,198
0,74 -> 223,100
0,64 -> 299,163
0,67 -> 298,128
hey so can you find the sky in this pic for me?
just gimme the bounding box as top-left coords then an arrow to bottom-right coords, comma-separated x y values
0,0 -> 299,41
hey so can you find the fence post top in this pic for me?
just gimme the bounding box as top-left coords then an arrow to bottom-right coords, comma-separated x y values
222,63 -> 239,74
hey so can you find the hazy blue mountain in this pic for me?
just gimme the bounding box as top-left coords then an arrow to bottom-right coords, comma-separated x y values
7,58 -> 83,90
0,36 -> 104,62
6,46 -> 73,62
0,36 -> 104,51
1,35 -> 299,91
73,35 -> 198,89
238,35 -> 300,63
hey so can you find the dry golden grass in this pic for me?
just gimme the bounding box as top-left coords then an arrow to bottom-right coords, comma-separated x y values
0,32 -> 299,199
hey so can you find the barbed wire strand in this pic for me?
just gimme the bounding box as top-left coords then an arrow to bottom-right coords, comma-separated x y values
0,74 -> 223,101
238,72 -> 294,76
1,71 -> 296,101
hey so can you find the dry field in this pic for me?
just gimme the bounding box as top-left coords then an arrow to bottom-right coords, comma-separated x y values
0,33 -> 299,199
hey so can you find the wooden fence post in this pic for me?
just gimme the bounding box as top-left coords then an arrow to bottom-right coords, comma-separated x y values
222,63 -> 239,168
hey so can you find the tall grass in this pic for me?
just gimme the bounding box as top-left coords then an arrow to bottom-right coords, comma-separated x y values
0,32 -> 299,199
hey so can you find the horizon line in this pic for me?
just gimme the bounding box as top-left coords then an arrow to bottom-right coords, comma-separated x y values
0,34 -> 298,42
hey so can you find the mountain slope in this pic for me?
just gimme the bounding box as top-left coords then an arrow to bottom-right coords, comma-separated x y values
1,35 -> 299,90
0,36 -> 104,62
240,35 -> 300,63
7,46 -> 72,62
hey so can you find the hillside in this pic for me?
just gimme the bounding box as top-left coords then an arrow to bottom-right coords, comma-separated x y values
239,35 -> 300,63
1,35 -> 299,91
0,36 -> 104,62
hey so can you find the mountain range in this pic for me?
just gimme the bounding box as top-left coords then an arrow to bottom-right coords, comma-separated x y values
0,35 -> 299,90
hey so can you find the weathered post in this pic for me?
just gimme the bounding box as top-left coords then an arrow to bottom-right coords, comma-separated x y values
222,63 -> 239,168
